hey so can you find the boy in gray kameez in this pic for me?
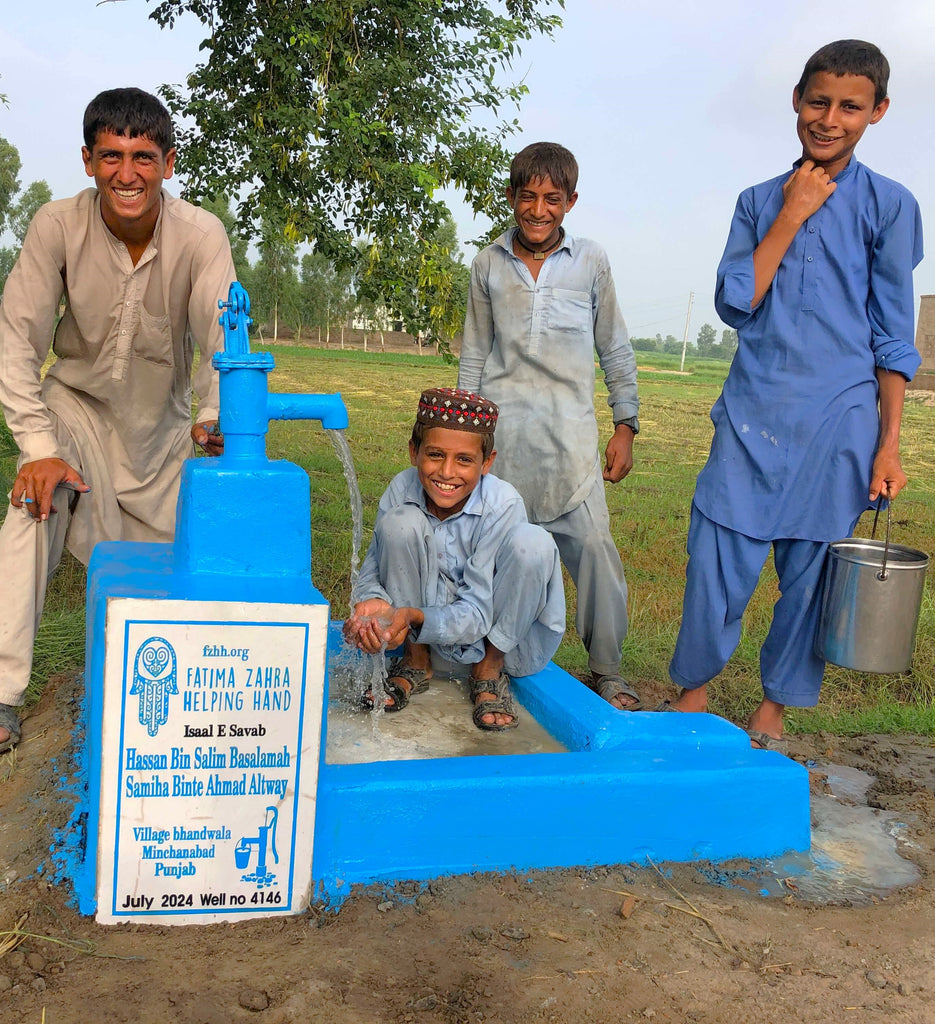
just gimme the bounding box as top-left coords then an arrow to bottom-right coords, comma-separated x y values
459,142 -> 641,710
345,388 -> 565,731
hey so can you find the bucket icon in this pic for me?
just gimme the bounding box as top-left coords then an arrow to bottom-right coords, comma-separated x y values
816,534 -> 928,674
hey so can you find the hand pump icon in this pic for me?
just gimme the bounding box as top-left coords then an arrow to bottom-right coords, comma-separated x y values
235,806 -> 279,889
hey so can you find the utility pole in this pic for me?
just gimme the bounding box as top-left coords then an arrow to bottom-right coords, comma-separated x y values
679,291 -> 695,372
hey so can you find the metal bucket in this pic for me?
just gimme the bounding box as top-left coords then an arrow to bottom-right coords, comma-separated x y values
816,527 -> 929,673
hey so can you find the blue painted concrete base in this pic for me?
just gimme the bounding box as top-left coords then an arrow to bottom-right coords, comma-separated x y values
76,540 -> 329,917
58,299 -> 811,917
71,547 -> 809,915
312,623 -> 811,904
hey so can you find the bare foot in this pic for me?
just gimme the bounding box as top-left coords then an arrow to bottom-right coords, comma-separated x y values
361,662 -> 434,711
0,703 -> 21,751
382,670 -> 413,710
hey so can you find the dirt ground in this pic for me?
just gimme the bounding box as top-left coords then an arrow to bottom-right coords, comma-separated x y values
2,674 -> 934,1024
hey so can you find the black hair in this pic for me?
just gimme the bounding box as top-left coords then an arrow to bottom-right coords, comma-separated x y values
410,420 -> 495,460
796,40 -> 889,106
509,142 -> 578,199
83,88 -> 175,155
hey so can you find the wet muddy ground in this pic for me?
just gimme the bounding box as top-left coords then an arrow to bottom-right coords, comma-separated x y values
2,673 -> 934,1024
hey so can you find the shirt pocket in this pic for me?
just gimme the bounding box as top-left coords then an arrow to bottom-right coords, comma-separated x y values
546,288 -> 592,333
134,307 -> 174,367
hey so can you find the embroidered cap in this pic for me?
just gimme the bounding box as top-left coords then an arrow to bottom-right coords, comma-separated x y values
416,387 -> 499,434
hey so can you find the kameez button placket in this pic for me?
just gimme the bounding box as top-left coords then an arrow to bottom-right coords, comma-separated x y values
800,214 -> 819,313
112,276 -> 140,381
529,288 -> 544,357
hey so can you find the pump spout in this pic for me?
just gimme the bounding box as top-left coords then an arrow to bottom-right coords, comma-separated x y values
211,282 -> 349,456
267,392 -> 349,430
175,281 -> 352,578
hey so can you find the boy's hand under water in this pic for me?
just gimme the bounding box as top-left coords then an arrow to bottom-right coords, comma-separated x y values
345,600 -> 422,653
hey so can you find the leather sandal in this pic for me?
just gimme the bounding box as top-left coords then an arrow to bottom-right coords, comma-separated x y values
359,659 -> 431,713
591,673 -> 643,711
746,728 -> 789,752
0,703 -> 22,754
470,672 -> 519,731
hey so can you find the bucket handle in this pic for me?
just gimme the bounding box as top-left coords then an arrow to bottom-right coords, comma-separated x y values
869,498 -> 892,582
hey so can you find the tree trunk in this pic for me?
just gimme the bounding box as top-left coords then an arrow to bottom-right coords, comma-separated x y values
273,300 -> 279,342
340,325 -> 345,350
380,330 -> 385,352
363,332 -> 368,352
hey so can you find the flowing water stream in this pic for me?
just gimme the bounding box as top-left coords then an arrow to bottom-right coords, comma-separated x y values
326,428 -> 387,725
326,429 -> 363,589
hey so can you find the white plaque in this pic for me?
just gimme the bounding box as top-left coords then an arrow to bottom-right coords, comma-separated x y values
96,598 -> 328,925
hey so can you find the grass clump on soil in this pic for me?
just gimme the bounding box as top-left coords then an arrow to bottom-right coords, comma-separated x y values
3,346 -> 935,735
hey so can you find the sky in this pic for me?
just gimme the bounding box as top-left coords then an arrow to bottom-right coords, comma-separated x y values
2,0 -> 934,342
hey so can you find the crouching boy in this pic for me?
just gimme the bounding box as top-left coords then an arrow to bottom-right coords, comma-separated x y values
344,388 -> 565,731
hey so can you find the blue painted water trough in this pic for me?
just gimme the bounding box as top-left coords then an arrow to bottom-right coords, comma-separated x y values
63,283 -> 810,924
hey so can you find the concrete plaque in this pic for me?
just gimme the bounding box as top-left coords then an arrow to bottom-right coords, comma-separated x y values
95,598 -> 328,924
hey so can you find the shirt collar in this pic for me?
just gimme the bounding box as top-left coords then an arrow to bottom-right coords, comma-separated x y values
404,467 -> 488,520
497,226 -> 575,258
791,156 -> 861,184
94,190 -> 164,260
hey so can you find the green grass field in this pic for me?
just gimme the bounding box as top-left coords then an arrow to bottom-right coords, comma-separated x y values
7,346 -> 935,734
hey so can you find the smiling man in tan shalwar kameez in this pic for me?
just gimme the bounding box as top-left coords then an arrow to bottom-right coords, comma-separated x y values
0,88 -> 236,753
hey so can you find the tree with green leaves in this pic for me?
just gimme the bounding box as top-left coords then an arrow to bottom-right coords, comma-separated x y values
695,322 -> 718,357
294,252 -> 353,344
352,214 -> 470,355
251,218 -> 299,342
0,136 -> 52,296
8,180 -> 52,247
0,136 -> 22,235
661,334 -> 682,355
283,252 -> 344,344
414,216 -> 471,353
147,0 -> 563,346
198,194 -> 250,275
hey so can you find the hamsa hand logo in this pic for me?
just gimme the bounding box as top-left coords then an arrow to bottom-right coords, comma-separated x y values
130,637 -> 178,737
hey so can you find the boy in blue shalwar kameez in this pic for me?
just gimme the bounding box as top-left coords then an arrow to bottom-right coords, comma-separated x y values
664,40 -> 923,747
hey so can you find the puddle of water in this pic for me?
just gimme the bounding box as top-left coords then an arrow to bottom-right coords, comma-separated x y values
326,648 -> 565,763
823,763 -> 874,804
698,761 -> 920,904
